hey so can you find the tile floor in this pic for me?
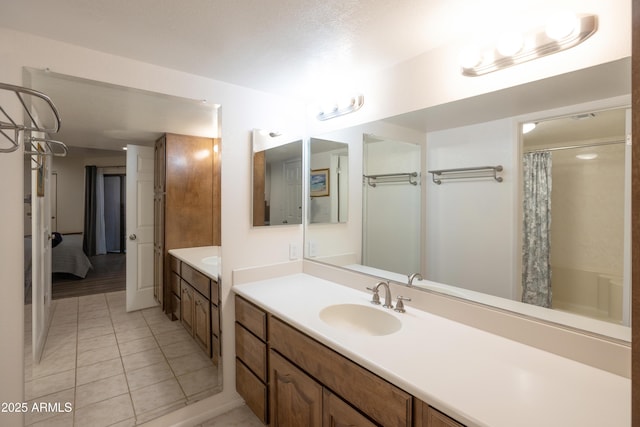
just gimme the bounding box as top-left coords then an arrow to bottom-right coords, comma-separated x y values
196,405 -> 263,427
24,291 -> 221,426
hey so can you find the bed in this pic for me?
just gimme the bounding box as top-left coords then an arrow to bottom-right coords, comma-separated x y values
52,234 -> 93,278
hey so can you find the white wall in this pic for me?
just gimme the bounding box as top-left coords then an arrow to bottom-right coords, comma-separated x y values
426,118 -> 516,299
51,151 -> 126,233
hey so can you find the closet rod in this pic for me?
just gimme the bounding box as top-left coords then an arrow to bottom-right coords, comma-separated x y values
524,139 -> 627,154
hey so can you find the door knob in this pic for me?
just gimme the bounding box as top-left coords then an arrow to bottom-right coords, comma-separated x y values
129,234 -> 137,241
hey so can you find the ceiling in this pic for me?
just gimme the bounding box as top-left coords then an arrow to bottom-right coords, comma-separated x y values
1,1 -> 629,152
0,0 -> 588,98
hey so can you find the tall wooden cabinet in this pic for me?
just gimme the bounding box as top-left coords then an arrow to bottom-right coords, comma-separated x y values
154,133 -> 221,316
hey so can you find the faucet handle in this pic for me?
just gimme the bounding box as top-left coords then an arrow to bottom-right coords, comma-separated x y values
366,287 -> 381,305
394,296 -> 412,313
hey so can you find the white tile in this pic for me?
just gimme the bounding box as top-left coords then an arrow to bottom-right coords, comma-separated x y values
73,393 -> 134,427
125,360 -> 174,391
200,405 -> 265,427
154,328 -> 194,347
130,377 -> 185,416
76,357 -> 124,386
134,400 -> 186,425
167,350 -> 213,377
160,338 -> 202,359
29,412 -> 73,427
25,369 -> 75,401
77,324 -> 114,341
115,325 -> 152,344
148,319 -> 184,335
77,333 -> 117,354
177,366 -> 219,397
78,307 -> 111,322
78,316 -> 112,332
75,373 -> 129,409
76,344 -> 120,368
118,336 -> 158,356
30,351 -> 76,381
121,347 -> 166,372
25,388 -> 74,426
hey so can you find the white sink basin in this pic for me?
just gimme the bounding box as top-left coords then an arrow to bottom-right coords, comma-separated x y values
202,256 -> 218,266
319,303 -> 401,336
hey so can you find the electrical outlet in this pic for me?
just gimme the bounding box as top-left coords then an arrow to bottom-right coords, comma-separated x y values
289,243 -> 299,260
309,240 -> 318,257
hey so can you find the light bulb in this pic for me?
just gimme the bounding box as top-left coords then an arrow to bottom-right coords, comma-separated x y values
458,46 -> 482,69
546,12 -> 579,41
496,31 -> 524,57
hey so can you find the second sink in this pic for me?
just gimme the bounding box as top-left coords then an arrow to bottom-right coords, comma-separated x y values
319,303 -> 402,336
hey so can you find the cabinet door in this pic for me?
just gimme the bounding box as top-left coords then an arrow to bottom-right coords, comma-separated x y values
180,281 -> 194,335
193,291 -> 211,354
270,350 -> 322,427
323,389 -> 377,427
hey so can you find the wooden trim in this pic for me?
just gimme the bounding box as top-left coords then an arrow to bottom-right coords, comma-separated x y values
253,150 -> 266,226
213,137 -> 221,246
632,0 -> 640,423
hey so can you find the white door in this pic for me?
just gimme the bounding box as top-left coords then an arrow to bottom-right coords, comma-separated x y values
31,148 -> 53,362
284,158 -> 302,224
126,145 -> 157,311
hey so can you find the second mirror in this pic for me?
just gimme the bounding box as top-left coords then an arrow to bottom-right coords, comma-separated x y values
252,130 -> 302,226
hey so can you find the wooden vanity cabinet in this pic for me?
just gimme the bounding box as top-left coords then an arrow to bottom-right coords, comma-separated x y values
235,296 -> 269,424
270,349 -> 322,427
153,133 -> 221,316
234,294 -> 467,427
414,400 -> 465,427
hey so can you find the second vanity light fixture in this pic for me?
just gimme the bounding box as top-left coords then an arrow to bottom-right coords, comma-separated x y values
316,95 -> 364,121
459,13 -> 598,76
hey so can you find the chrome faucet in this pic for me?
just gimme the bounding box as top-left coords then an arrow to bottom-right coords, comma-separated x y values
367,281 -> 393,309
407,272 -> 423,287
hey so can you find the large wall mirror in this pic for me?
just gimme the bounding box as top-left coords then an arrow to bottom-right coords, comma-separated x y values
24,69 -> 223,424
304,58 -> 631,342
252,130 -> 303,226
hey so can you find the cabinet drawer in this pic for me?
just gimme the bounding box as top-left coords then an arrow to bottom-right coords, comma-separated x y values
211,303 -> 220,337
169,255 -> 180,274
235,323 -> 267,382
170,271 -> 181,296
270,316 -> 412,427
181,263 -> 210,299
235,296 -> 267,341
236,360 -> 268,424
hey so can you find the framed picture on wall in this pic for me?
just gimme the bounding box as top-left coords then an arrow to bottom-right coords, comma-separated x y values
310,168 -> 329,197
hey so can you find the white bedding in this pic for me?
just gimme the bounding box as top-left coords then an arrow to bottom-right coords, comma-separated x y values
52,234 -> 93,278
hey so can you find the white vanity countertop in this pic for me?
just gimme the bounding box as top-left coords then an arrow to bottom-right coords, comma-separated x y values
168,246 -> 219,280
233,273 -> 630,427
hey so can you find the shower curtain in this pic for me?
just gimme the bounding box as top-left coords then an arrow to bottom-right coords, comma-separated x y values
522,151 -> 552,308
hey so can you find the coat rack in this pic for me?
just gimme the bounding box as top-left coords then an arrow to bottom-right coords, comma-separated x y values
0,82 -> 67,162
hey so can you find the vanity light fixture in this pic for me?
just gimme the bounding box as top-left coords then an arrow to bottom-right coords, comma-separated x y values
460,13 -> 597,76
316,95 -> 364,121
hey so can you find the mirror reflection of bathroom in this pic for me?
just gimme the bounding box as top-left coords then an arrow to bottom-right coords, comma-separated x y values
23,69 -> 223,425
309,138 -> 349,224
252,130 -> 303,227
521,107 -> 630,325
362,134 -> 421,274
